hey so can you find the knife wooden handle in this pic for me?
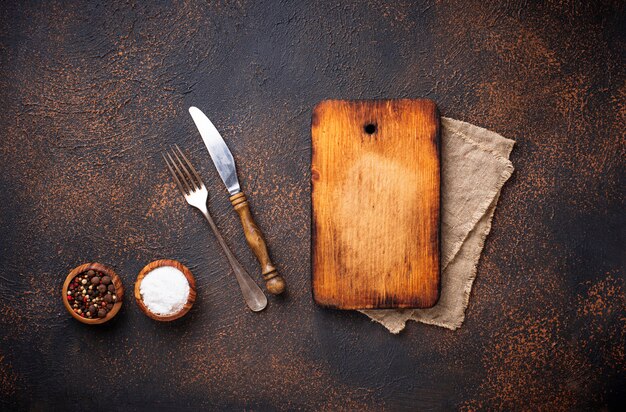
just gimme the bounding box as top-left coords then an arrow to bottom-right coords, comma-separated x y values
229,192 -> 286,295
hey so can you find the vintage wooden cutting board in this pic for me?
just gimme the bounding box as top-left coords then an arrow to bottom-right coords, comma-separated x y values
311,99 -> 440,310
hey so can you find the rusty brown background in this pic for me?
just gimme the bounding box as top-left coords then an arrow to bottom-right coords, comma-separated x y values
1,0 -> 624,410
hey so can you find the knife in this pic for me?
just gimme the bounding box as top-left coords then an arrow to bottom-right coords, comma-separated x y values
189,106 -> 286,295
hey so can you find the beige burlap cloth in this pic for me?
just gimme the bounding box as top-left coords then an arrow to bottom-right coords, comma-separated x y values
361,117 -> 515,333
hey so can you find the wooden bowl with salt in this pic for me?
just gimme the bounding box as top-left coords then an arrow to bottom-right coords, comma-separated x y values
62,262 -> 124,325
134,259 -> 196,321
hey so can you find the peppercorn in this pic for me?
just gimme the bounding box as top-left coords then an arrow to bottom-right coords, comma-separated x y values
67,269 -> 116,320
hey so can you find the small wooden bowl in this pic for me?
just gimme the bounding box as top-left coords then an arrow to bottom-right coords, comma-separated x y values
134,259 -> 196,321
62,262 -> 124,325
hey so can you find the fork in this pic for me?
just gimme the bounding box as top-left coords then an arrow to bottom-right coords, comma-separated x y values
163,145 -> 267,312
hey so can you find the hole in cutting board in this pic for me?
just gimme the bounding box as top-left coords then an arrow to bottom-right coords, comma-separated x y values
364,123 -> 377,134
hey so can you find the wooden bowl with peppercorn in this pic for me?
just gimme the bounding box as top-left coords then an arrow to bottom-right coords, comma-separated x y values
134,259 -> 196,322
62,262 -> 124,325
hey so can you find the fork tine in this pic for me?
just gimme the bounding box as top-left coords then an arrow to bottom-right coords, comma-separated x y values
166,151 -> 192,194
175,144 -> 203,188
162,152 -> 189,196
171,147 -> 198,191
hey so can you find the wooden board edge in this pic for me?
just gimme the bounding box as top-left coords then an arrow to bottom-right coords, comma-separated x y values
433,102 -> 442,309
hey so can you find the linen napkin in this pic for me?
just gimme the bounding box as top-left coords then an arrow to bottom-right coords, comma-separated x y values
361,117 -> 515,333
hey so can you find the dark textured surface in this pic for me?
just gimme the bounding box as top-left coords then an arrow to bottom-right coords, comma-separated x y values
0,0 -> 624,410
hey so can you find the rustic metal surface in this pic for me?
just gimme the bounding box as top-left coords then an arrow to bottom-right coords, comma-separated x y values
0,1 -> 624,410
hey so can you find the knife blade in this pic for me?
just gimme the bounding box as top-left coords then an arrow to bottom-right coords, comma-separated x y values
188,106 -> 241,196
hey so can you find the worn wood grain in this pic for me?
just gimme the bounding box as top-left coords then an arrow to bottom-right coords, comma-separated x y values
230,192 -> 286,294
312,99 -> 440,309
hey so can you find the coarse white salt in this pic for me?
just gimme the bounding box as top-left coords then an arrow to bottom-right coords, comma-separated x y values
140,266 -> 190,315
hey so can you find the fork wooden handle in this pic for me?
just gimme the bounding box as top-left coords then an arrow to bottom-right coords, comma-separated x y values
229,192 -> 286,295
